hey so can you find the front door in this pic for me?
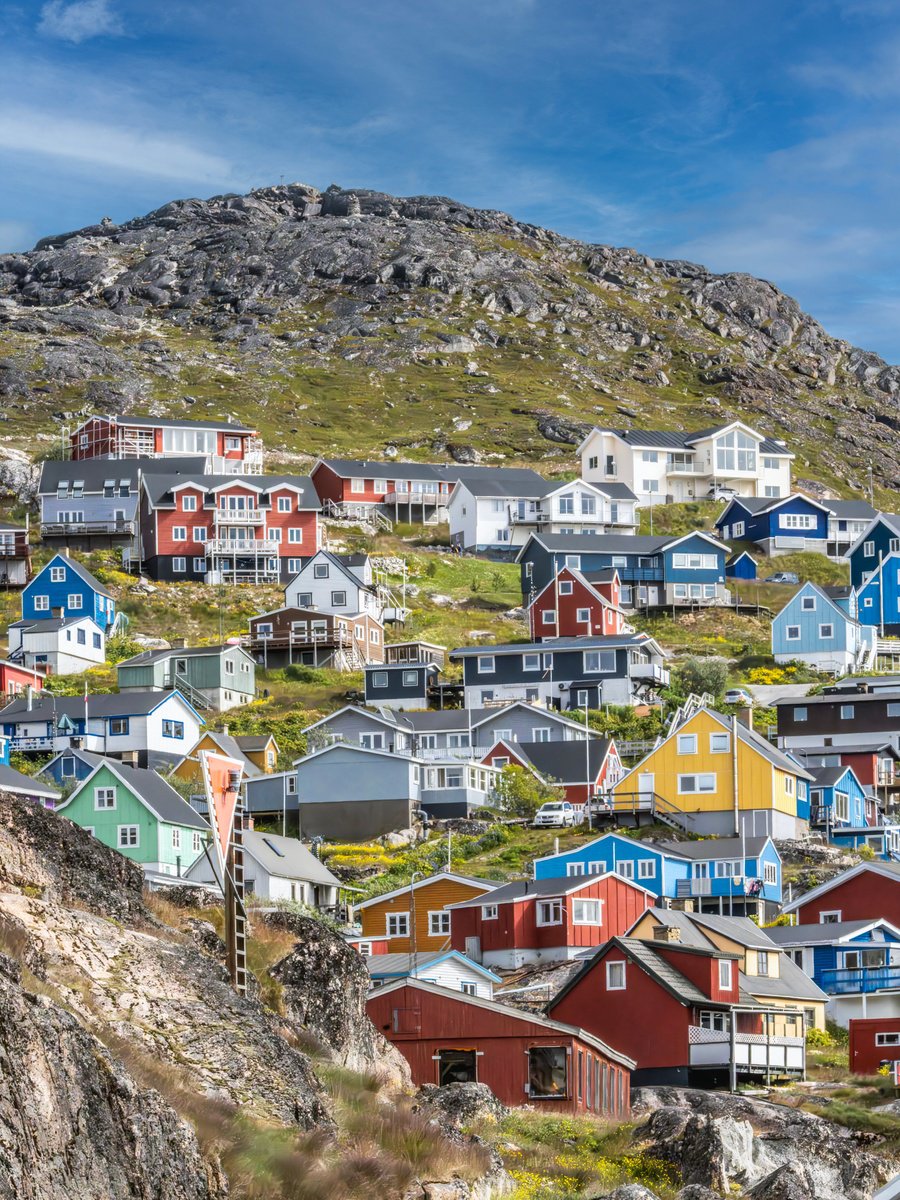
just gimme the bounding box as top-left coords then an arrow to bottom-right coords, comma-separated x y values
638,772 -> 655,809
438,1049 -> 477,1086
465,936 -> 482,963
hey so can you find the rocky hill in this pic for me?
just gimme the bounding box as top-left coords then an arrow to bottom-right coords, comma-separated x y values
1,183 -> 900,501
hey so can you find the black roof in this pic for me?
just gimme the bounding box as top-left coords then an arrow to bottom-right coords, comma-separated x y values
142,473 -> 320,508
605,425 -> 791,457
81,414 -> 254,432
509,739 -> 613,783
35,554 -> 113,599
39,456 -> 208,494
450,633 -> 661,658
0,690 -> 196,721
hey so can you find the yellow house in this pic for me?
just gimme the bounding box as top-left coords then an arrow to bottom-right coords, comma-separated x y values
171,730 -> 278,788
629,907 -> 828,1033
355,872 -> 498,953
611,708 -> 813,839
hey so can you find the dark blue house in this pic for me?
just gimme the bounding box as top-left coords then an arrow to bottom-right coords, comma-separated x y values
725,551 -> 757,580
450,633 -> 669,710
516,531 -> 728,611
363,661 -> 441,710
718,495 -> 876,561
36,746 -> 107,787
854,536 -> 900,636
849,514 -> 900,590
22,553 -> 117,632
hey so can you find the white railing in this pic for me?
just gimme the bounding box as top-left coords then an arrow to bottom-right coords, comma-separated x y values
214,509 -> 265,524
631,662 -> 671,685
665,460 -> 707,475
206,538 -> 280,555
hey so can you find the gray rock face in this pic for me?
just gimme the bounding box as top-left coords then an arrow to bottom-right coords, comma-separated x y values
266,911 -> 411,1087
633,1087 -> 891,1200
415,1083 -> 509,1128
0,953 -> 226,1200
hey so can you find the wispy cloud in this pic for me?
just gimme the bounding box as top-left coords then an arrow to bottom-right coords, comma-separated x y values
0,106 -> 230,182
38,0 -> 123,44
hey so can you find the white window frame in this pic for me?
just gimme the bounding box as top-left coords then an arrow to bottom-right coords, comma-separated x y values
386,912 -> 410,937
678,773 -> 717,794
428,911 -> 451,936
677,733 -> 698,755
94,786 -> 116,810
536,899 -> 563,927
718,959 -> 733,989
572,899 -> 602,925
709,732 -> 730,754
606,960 -> 626,990
117,824 -> 139,848
638,859 -> 656,879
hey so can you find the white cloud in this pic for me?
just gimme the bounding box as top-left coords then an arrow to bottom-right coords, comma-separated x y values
38,0 -> 123,44
0,106 -> 231,183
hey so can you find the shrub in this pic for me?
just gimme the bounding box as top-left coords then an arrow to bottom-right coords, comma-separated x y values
807,1026 -> 835,1048
675,657 -> 728,699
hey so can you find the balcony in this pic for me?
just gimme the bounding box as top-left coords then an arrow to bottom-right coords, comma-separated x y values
676,878 -> 713,898
819,965 -> 900,995
206,538 -> 280,556
665,460 -> 709,476
383,490 -> 445,505
688,1026 -> 805,1072
631,662 -> 670,686
41,520 -> 135,539
11,732 -> 105,753
214,508 -> 266,525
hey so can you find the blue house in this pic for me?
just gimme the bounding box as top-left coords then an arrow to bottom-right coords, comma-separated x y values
767,918 -> 900,1025
22,553 -> 117,632
450,633 -> 669,711
849,514 -> 900,589
808,763 -> 870,831
855,550 -> 900,637
531,831 -> 782,919
717,495 -> 875,560
726,551 -> 757,581
516,531 -> 729,611
772,581 -> 874,673
36,746 -> 107,788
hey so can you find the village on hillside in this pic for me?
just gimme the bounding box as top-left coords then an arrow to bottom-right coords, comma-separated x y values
6,409 -> 900,1142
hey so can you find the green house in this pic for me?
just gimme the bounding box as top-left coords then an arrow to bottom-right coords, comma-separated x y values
116,642 -> 257,713
56,758 -> 210,878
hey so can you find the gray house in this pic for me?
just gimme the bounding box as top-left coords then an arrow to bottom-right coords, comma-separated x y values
185,828 -> 341,909
116,641 -> 256,712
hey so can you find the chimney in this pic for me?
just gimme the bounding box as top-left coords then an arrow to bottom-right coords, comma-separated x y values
52,607 -> 64,619
62,547 -> 70,558
653,925 -> 682,943
737,705 -> 753,728
170,637 -> 187,650
26,685 -> 33,712
222,724 -> 229,736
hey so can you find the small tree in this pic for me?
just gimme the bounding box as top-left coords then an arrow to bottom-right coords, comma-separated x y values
675,657 -> 728,700
495,765 -> 566,820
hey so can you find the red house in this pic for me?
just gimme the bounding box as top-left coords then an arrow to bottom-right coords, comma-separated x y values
449,872 -> 653,970
527,567 -> 626,641
311,458 -> 453,518
548,934 -> 806,1087
796,744 -> 900,811
480,737 -> 624,809
139,473 -> 321,584
0,659 -> 45,697
345,934 -> 390,956
366,977 -> 634,1116
70,414 -> 262,473
783,863 -> 900,928
849,1017 -> 900,1076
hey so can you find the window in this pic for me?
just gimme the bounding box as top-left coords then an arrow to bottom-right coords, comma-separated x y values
192,831 -> 203,853
117,825 -> 139,848
573,899 -> 602,924
532,727 -> 551,743
559,580 -> 573,595
76,629 -> 86,646
172,827 -> 181,851
801,596 -> 816,611
482,904 -> 498,919
793,706 -> 808,722
172,526 -> 187,541
710,732 -> 730,754
642,479 -> 660,494
50,566 -> 65,582
864,540 -> 875,557
536,899 -> 563,926
616,861 -> 635,879
523,653 -> 541,671
428,911 -> 451,936
732,520 -> 745,538
820,911 -> 842,923
193,527 -> 208,543
370,671 -> 388,688
527,1047 -> 568,1098
313,562 -> 329,579
542,609 -> 556,625
606,960 -> 626,990
700,1010 -> 728,1032
176,494 -> 198,514
564,555 -> 581,569
288,528 -> 304,543
193,557 -> 206,573
576,608 -> 591,623
583,649 -> 615,673
642,450 -> 658,463
844,948 -> 887,970
677,734 -> 698,755
558,495 -> 574,515
331,590 -> 347,607
297,592 -> 313,607
350,478 -> 366,493
386,912 -> 409,937
718,959 -> 733,989
477,655 -> 495,674
764,862 -> 778,884
840,705 -> 855,720
779,513 -> 816,530
819,623 -> 834,639
162,720 -> 185,738
287,559 -> 303,574
672,552 -> 719,570
638,859 -> 656,879
109,717 -> 129,736
94,786 -> 116,810
757,950 -> 770,976
876,1033 -> 900,1046
678,773 -> 716,794
34,595 -> 49,611
277,496 -> 292,512
566,862 -> 586,876
360,732 -> 385,750
172,557 -> 186,573
715,428 -> 757,473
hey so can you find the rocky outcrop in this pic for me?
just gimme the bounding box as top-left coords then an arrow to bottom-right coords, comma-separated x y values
266,911 -> 411,1088
632,1087 -> 891,1200
415,1083 -> 509,1128
0,952 -> 225,1200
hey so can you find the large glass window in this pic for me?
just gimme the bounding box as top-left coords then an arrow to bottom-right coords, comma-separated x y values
439,1049 -> 477,1085
715,429 -> 757,473
527,1047 -> 568,1098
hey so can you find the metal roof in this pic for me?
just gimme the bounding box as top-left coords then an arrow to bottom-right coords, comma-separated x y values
58,759 -> 208,829
807,764 -> 853,788
86,414 -> 254,432
366,950 -> 501,982
0,690 -> 196,721
38,456 -> 208,493
450,633 -> 661,658
142,472 -> 320,508
765,920 -> 889,945
118,644 -> 247,668
651,835 -> 772,861
354,871 -> 498,911
605,425 -> 791,457
508,739 -> 613,783
0,763 -> 61,799
450,871 -> 653,908
242,830 -> 342,886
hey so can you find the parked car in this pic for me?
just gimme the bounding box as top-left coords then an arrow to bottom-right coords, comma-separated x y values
533,801 -> 577,828
763,572 -> 800,584
724,688 -> 753,706
709,486 -> 737,501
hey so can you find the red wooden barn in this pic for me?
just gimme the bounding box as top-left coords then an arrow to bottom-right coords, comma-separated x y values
449,871 -> 653,970
0,659 -> 45,697
480,737 -> 624,809
849,1017 -> 900,1076
783,863 -> 900,928
548,934 -> 805,1088
366,977 -> 635,1117
528,566 -> 626,641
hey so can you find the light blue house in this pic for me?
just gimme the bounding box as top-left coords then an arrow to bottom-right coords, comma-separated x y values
22,553 -> 117,632
807,763 -> 870,832
855,551 -> 900,638
767,918 -> 900,1025
772,581 -> 874,672
532,831 -> 783,919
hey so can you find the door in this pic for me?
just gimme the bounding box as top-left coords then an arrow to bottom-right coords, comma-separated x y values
438,1049 -> 477,1086
465,936 -> 482,963
638,772 -> 654,809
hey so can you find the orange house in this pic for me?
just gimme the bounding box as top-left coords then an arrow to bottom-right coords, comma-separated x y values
355,871 -> 499,953
171,730 -> 279,787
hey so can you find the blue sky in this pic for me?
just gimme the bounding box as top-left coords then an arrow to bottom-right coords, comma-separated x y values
1,0 -> 899,358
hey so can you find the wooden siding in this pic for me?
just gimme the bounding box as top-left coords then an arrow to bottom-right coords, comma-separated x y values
850,1018 -> 900,1075
360,877 -> 495,952
796,869 -> 900,927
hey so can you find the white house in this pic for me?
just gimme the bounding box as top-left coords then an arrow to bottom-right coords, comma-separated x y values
185,828 -> 342,908
284,550 -> 381,618
447,474 -> 549,553
366,949 -> 500,998
6,615 -> 106,676
579,421 -> 793,507
0,690 -> 204,770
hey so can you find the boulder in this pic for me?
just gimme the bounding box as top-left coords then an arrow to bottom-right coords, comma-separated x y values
415,1083 -> 508,1128
267,912 -> 411,1088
